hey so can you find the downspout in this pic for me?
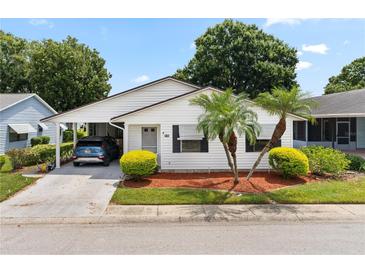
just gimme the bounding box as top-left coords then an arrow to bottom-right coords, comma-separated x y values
108,120 -> 124,131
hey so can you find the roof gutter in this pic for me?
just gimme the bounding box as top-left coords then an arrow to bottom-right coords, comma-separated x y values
108,120 -> 124,131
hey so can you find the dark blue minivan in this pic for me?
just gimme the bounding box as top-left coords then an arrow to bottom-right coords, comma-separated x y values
72,136 -> 120,167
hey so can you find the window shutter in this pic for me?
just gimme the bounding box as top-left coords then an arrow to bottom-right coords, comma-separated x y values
200,136 -> 209,152
172,125 -> 181,153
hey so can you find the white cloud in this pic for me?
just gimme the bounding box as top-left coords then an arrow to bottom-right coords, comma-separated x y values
302,43 -> 329,54
297,51 -> 303,57
296,61 -> 312,71
132,75 -> 150,83
29,19 -> 54,28
343,40 -> 350,45
264,18 -> 304,27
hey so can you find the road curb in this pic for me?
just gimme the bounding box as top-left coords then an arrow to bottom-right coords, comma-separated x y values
1,204 -> 365,225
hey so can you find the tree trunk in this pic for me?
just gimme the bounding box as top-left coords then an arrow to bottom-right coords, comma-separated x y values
246,117 -> 287,181
228,133 -> 239,184
222,142 -> 235,174
220,132 -> 239,183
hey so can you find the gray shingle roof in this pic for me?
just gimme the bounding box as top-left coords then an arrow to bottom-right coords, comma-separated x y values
0,93 -> 35,111
310,88 -> 365,117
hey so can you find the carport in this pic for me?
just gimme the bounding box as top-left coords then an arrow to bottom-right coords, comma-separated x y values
51,121 -> 124,168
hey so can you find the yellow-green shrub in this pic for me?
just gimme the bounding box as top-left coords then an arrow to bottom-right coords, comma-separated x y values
301,146 -> 350,175
269,147 -> 309,178
0,155 -> 13,173
120,150 -> 157,178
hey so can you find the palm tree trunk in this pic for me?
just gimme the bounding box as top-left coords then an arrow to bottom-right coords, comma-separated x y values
246,117 -> 287,181
232,153 -> 239,184
222,142 -> 235,174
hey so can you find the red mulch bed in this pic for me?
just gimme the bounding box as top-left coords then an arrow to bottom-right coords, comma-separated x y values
123,172 -> 318,193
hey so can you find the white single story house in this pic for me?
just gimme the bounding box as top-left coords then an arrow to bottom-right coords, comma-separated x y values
0,93 -> 60,154
41,77 -> 306,170
293,88 -> 365,152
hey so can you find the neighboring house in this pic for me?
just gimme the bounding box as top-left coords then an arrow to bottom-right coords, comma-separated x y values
293,88 -> 365,151
0,94 -> 58,154
42,77 -> 305,170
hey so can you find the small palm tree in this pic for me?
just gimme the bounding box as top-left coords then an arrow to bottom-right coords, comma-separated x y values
190,89 -> 260,184
246,86 -> 316,180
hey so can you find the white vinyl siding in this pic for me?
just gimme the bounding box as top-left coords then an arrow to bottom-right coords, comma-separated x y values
121,89 -> 295,171
46,79 -> 196,123
0,96 -> 56,154
357,117 -> 365,148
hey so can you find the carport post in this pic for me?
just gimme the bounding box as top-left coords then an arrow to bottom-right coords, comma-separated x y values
73,122 -> 77,148
55,122 -> 61,168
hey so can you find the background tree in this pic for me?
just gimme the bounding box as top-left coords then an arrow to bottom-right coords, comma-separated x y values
246,87 -> 316,180
175,19 -> 298,99
190,89 -> 260,184
0,32 -> 112,112
0,31 -> 31,93
324,57 -> 365,94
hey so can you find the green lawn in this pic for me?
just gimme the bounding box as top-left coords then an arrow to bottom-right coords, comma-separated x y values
111,187 -> 270,205
0,173 -> 37,202
267,177 -> 365,204
112,177 -> 365,205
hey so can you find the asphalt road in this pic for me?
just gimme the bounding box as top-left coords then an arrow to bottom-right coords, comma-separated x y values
1,221 -> 364,254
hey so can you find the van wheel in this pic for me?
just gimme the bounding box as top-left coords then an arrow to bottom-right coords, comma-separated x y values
73,162 -> 80,167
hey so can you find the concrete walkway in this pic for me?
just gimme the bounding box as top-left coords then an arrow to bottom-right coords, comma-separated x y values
0,161 -> 121,218
2,204 -> 365,224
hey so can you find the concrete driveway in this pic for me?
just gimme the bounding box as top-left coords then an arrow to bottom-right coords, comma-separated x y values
0,161 -> 121,218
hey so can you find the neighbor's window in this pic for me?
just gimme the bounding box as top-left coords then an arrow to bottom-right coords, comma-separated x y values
245,137 -> 281,152
181,140 -> 201,152
9,129 -> 28,142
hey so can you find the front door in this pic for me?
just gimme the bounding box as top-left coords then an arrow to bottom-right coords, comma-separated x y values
337,121 -> 350,145
142,127 -> 157,153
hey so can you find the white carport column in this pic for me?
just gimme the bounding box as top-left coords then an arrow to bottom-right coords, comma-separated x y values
123,124 -> 128,154
73,122 -> 77,148
55,122 -> 61,168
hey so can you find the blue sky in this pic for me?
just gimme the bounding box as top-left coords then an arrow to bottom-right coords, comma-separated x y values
1,18 -> 364,96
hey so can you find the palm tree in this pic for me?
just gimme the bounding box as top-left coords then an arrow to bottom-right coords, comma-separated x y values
246,86 -> 316,180
190,89 -> 260,184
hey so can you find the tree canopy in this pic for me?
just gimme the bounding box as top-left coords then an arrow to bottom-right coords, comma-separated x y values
174,19 -> 298,99
0,31 -> 112,112
324,57 -> 365,94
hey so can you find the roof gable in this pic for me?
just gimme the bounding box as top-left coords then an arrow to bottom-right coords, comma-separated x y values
0,93 -> 57,114
41,76 -> 200,123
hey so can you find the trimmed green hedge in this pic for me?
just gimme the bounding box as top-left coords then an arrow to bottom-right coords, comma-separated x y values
6,142 -> 74,168
301,146 -> 350,176
346,154 -> 365,172
120,150 -> 157,179
30,136 -> 50,147
268,147 -> 309,178
63,129 -> 87,142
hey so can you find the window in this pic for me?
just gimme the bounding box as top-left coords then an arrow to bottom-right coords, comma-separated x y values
293,121 -> 306,141
308,118 -> 322,141
9,129 -> 28,142
172,125 -> 208,153
245,138 -> 281,152
181,140 -> 201,152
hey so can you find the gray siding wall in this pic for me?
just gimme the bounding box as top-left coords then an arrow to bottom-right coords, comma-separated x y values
0,97 -> 56,154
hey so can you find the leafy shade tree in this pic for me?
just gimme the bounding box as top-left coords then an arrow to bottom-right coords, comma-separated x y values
324,57 -> 365,94
0,32 -> 112,112
28,36 -> 112,111
175,19 -> 298,99
190,89 -> 260,183
0,31 -> 31,93
246,87 -> 316,180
